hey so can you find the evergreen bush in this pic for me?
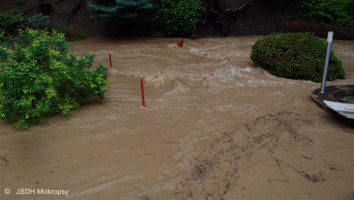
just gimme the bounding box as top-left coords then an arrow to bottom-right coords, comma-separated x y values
250,33 -> 345,82
87,0 -> 157,28
0,29 -> 109,128
29,14 -> 50,29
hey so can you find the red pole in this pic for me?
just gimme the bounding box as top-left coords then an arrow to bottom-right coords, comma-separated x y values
109,54 -> 112,68
177,39 -> 184,48
140,78 -> 145,107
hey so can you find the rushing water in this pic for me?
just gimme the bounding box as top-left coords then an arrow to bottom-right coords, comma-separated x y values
0,37 -> 353,200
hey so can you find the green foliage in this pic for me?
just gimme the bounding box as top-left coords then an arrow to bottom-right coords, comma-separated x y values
250,33 -> 345,82
156,0 -> 202,36
51,25 -> 86,41
301,0 -> 354,28
0,31 -> 4,42
341,95 -> 354,104
29,14 -> 50,29
0,9 -> 27,34
141,196 -> 152,200
16,0 -> 25,5
0,29 -> 109,128
87,0 -> 202,36
52,24 -> 71,35
87,0 -> 157,26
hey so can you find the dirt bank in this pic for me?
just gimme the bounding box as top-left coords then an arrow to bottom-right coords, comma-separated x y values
0,37 -> 353,200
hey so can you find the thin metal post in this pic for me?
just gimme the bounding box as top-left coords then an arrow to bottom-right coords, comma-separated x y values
320,31 -> 333,94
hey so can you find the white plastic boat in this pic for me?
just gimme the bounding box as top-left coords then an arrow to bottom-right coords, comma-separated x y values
323,100 -> 354,119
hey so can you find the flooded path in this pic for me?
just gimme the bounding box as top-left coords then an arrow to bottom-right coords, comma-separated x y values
1,37 -> 353,200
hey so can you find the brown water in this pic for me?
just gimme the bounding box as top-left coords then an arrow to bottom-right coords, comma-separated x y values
0,37 -> 353,200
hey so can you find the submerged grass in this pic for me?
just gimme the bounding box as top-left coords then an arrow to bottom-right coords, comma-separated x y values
141,195 -> 152,200
341,95 -> 354,104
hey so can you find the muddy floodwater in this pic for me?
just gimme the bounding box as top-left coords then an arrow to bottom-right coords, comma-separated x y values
0,37 -> 353,200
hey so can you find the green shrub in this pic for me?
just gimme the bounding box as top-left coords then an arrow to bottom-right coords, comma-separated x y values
0,29 -> 109,128
301,0 -> 354,28
29,14 -> 50,29
156,0 -> 202,36
250,33 -> 345,82
51,24 -> 71,36
0,9 -> 27,34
